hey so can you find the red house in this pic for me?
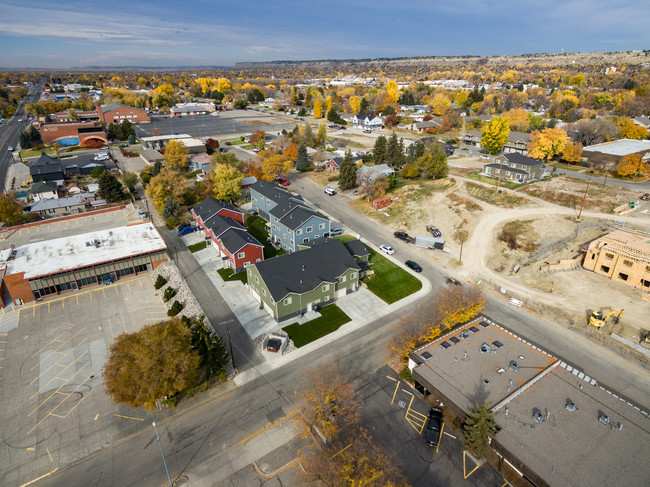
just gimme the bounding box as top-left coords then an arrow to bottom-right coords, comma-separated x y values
191,198 -> 263,272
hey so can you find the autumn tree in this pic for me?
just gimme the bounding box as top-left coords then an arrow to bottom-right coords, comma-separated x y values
208,163 -> 243,201
0,194 -> 24,225
481,116 -> 510,155
163,139 -> 188,171
313,98 -> 323,118
296,144 -> 309,171
103,318 -> 201,410
463,402 -> 497,458
295,363 -> 362,441
453,228 -> 469,264
365,176 -> 391,200
562,141 -> 583,164
615,117 -> 649,140
317,123 -> 327,146
146,170 -> 188,211
417,143 -> 448,179
260,153 -> 292,182
617,153 -> 647,178
338,151 -> 357,190
349,95 -> 361,114
249,131 -> 266,150
438,285 -> 485,330
282,142 -> 298,161
121,172 -> 138,192
502,108 -> 530,132
527,127 -> 568,160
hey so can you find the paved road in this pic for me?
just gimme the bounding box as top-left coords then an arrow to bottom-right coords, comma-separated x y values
291,173 -> 650,410
0,84 -> 42,192
557,167 -> 650,192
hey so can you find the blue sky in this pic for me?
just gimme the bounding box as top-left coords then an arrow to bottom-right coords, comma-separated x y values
0,0 -> 647,68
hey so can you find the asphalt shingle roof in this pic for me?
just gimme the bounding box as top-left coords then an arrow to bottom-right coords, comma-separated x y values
502,152 -> 543,167
220,228 -> 262,254
278,206 -> 323,231
204,214 -> 243,239
253,238 -> 360,301
485,163 -> 528,175
192,198 -> 240,223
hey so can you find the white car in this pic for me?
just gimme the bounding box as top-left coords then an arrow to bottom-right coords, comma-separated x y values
329,227 -> 343,236
324,188 -> 336,196
379,244 -> 395,255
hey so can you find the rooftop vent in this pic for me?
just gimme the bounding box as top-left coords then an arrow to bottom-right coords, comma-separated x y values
479,321 -> 490,328
492,341 -> 503,349
440,341 -> 451,350
566,401 -> 576,412
480,343 -> 491,354
510,361 -> 519,372
532,410 -> 544,423
599,414 -> 610,425
460,330 -> 469,339
469,326 -> 480,334
483,379 -> 490,385
421,351 -> 432,360
449,336 -> 460,345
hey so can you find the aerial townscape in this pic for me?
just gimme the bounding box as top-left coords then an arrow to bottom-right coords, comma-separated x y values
0,2 -> 649,486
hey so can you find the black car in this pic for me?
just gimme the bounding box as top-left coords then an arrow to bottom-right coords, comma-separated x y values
425,408 -> 443,447
394,231 -> 414,242
405,260 -> 422,272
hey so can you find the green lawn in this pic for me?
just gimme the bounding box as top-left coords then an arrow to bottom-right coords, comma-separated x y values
223,138 -> 246,145
217,268 -> 248,284
466,172 -> 523,190
20,147 -> 56,158
363,247 -> 422,304
283,304 -> 351,348
334,234 -> 357,243
188,241 -> 207,253
245,215 -> 285,258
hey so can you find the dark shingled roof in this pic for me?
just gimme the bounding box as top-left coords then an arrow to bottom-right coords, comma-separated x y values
484,163 -> 528,175
278,205 -> 323,231
343,239 -> 370,258
220,228 -> 263,254
192,198 -> 240,223
204,214 -> 244,239
502,152 -> 543,167
252,238 -> 360,301
30,152 -> 64,178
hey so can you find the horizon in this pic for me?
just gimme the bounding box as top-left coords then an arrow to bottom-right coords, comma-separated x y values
1,0 -> 648,70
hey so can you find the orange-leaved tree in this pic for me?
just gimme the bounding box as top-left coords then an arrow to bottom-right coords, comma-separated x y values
617,153 -> 646,177
527,127 -> 568,160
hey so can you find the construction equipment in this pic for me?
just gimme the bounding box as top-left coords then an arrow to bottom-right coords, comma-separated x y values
589,309 -> 624,328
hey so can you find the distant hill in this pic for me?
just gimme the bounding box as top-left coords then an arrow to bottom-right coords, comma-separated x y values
234,51 -> 650,69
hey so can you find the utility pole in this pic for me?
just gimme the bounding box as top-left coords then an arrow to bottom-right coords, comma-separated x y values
225,320 -> 237,373
577,177 -> 590,220
495,155 -> 504,193
602,163 -> 609,189
152,422 -> 173,487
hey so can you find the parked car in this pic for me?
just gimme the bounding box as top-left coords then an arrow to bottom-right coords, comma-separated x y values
394,231 -> 414,243
139,210 -> 147,219
177,223 -> 191,231
405,260 -> 422,272
324,188 -> 336,196
276,177 -> 290,186
446,276 -> 461,286
363,129 -> 371,133
225,141 -> 231,145
641,193 -> 649,200
253,148 -> 260,152
425,408 -> 443,447
330,227 -> 343,236
266,338 -> 282,353
379,244 -> 395,255
427,226 -> 442,238
178,226 -> 196,236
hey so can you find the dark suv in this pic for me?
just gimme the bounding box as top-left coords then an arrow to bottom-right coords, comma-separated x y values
394,231 -> 414,243
425,408 -> 443,447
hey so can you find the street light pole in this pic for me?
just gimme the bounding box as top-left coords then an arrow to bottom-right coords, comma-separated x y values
152,422 -> 173,487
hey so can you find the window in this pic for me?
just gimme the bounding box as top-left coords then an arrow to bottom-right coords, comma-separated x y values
296,229 -> 303,235
340,275 -> 346,283
623,260 -> 633,267
319,223 -> 325,230
600,265 -> 610,273
290,239 -> 294,245
618,272 -> 629,281
284,297 -> 292,305
322,284 -> 329,292
255,276 -> 259,283
303,238 -> 309,243
306,226 -> 313,233
262,288 -> 266,296
350,272 -> 356,279
605,253 -> 614,260
237,252 -> 245,259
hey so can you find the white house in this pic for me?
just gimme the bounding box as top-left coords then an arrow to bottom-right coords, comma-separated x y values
353,114 -> 383,131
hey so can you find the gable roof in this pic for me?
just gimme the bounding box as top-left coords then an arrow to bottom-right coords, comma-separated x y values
484,163 -> 528,175
101,102 -> 145,113
252,238 -> 360,301
31,152 -> 64,176
31,181 -> 57,194
192,198 -> 241,223
343,239 -> 370,258
502,152 -> 543,167
31,195 -> 84,211
204,214 -> 243,238
278,206 -> 325,231
219,228 -> 263,255
250,180 -> 313,219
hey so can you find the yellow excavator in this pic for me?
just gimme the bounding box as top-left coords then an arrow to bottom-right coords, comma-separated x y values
589,309 -> 624,328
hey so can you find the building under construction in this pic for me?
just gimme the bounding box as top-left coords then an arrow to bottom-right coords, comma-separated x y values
582,229 -> 650,292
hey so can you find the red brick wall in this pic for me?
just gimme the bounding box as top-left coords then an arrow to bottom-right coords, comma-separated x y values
3,272 -> 35,305
100,106 -> 150,124
39,123 -> 92,146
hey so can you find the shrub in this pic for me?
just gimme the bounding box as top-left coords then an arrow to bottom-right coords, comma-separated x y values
167,300 -> 184,317
163,287 -> 176,302
399,366 -> 414,383
165,216 -> 179,228
154,275 -> 167,289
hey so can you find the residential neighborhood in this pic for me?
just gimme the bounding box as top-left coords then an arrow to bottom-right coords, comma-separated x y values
0,16 -> 649,487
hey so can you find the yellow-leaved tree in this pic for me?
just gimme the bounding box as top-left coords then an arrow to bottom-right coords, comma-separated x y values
146,170 -> 187,211
481,116 -> 510,155
313,98 -> 323,118
349,96 -> 361,114
215,77 -> 231,93
616,117 -> 649,140
438,286 -> 486,330
503,108 -> 530,132
163,140 -> 188,171
325,96 -> 333,118
209,163 -> 243,202
528,127 -> 568,160
260,154 -> 292,181
617,154 -> 646,177
386,80 -> 399,104
562,141 -> 583,163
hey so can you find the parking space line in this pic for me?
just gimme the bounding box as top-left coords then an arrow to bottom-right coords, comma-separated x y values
114,414 -> 144,421
436,423 -> 445,453
51,386 -> 94,418
390,380 -> 400,404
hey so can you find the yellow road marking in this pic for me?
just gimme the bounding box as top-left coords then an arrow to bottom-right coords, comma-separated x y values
114,414 -> 144,421
463,450 -> 481,479
46,448 -> 53,462
94,414 -> 99,421
390,380 -> 400,404
19,467 -> 59,487
26,447 -> 35,451
436,423 -> 445,453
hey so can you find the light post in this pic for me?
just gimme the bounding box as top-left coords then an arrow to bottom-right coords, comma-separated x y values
8,146 -> 16,165
152,422 -> 173,487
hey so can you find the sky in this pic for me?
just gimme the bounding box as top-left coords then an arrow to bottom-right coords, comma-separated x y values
0,0 -> 648,69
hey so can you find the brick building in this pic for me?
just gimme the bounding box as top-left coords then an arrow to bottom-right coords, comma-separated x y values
0,223 -> 167,306
39,122 -> 107,147
582,230 -> 650,292
97,103 -> 150,124
582,139 -> 650,164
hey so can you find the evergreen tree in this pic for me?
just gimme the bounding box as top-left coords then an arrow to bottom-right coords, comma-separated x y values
184,316 -> 230,381
359,97 -> 369,114
382,105 -> 396,116
338,151 -> 357,190
386,132 -> 401,168
373,135 -> 387,164
296,144 -> 309,171
162,196 -> 180,219
462,402 -> 497,458
151,161 -> 163,177
28,125 -> 41,143
407,140 -> 425,162
19,131 -> 31,149
98,171 -> 127,203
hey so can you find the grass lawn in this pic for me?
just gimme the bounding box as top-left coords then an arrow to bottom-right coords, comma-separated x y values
223,138 -> 246,145
20,147 -> 56,158
466,172 -> 523,190
283,304 -> 351,348
245,214 -> 286,258
334,234 -> 357,243
217,268 -> 248,284
187,241 -> 207,253
363,247 -> 422,304
241,144 -> 253,150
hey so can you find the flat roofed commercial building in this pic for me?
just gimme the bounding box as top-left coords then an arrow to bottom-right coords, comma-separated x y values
0,223 -> 167,305
409,316 -> 650,487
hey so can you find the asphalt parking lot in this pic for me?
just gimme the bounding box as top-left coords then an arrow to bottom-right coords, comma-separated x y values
0,276 -> 168,487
